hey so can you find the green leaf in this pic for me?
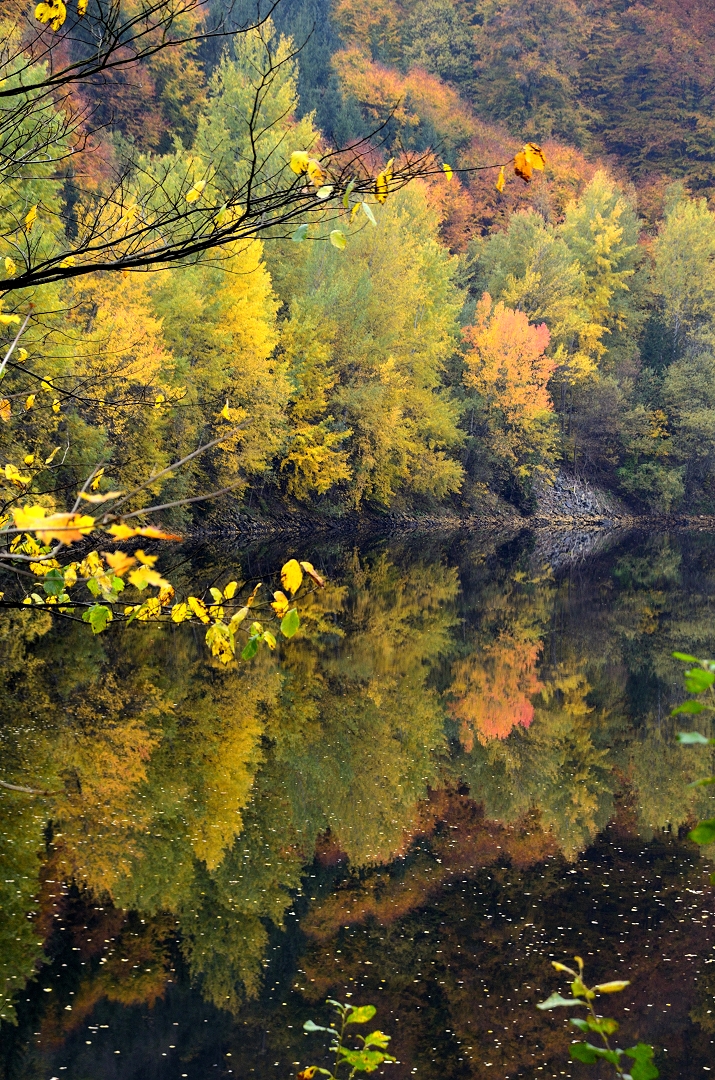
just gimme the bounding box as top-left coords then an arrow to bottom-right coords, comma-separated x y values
363,1031 -> 391,1049
82,604 -> 112,634
316,185 -> 334,200
342,179 -> 356,208
673,652 -> 700,663
570,1016 -> 619,1036
336,1047 -> 394,1071
685,668 -> 715,693
677,731 -> 714,744
571,1043 -> 621,1066
361,201 -> 377,226
570,1018 -> 590,1033
42,568 -> 65,596
329,230 -> 347,250
688,776 -> 715,787
303,1020 -> 336,1034
672,700 -> 707,714
86,577 -> 101,597
346,1005 -> 377,1024
689,818 -> 715,844
625,1043 -> 659,1080
292,224 -> 309,243
281,608 -> 300,638
241,636 -> 259,660
537,993 -> 584,1010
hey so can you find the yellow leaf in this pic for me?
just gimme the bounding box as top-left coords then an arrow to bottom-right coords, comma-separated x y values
44,446 -> 61,465
514,151 -> 533,182
52,399 -> 61,413
330,230 -> 347,250
158,584 -> 175,606
594,981 -> 631,994
35,0 -> 66,29
41,381 -> 52,392
16,348 -> 28,363
79,490 -> 124,504
300,560 -> 326,587
23,454 -> 35,465
271,590 -> 290,616
90,467 -> 104,491
442,163 -> 453,181
289,151 -> 310,175
306,159 -> 326,186
25,394 -> 35,410
523,142 -> 546,171
229,606 -> 249,631
245,582 -> 262,606
221,401 -> 231,420
185,180 -> 206,203
12,506 -> 94,544
280,559 -> 303,596
0,399 -> 11,422
187,595 -> 211,624
102,550 -> 136,576
223,580 -> 239,599
171,602 -> 190,623
4,257 -> 16,277
496,166 -> 506,193
128,566 -> 170,591
24,205 -> 38,230
134,549 -> 158,567
154,393 -> 165,408
0,312 -> 20,326
136,526 -> 183,540
107,523 -> 139,540
77,0 -> 87,14
4,463 -> 30,485
59,255 -> 76,268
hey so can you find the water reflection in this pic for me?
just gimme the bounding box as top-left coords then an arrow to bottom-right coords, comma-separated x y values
1,528 -> 714,1077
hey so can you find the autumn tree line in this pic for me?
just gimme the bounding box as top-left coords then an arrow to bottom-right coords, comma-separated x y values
3,0 -> 715,525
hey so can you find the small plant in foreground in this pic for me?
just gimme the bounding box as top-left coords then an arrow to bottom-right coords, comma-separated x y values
297,1000 -> 395,1079
672,652 -> 715,864
537,956 -> 658,1079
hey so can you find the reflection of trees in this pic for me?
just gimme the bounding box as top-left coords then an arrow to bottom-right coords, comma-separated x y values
4,530 -> 715,1035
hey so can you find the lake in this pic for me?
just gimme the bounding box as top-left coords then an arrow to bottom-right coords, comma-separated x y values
1,526 -> 714,1079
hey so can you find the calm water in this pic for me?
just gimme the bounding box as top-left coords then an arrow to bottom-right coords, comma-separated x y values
1,527 -> 714,1079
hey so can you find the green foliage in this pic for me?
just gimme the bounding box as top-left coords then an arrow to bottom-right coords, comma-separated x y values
300,1000 -> 395,1078
538,958 -> 658,1079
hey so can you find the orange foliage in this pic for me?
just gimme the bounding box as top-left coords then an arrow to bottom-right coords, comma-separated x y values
448,633 -> 543,750
333,48 -> 477,149
463,292 -> 553,429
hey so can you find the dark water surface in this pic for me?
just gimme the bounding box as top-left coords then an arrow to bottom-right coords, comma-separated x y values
1,528 -> 714,1079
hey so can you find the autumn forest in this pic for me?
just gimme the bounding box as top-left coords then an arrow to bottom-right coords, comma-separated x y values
1,1 -> 715,1079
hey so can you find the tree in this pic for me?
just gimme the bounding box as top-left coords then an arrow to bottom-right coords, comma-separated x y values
462,291 -> 556,496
